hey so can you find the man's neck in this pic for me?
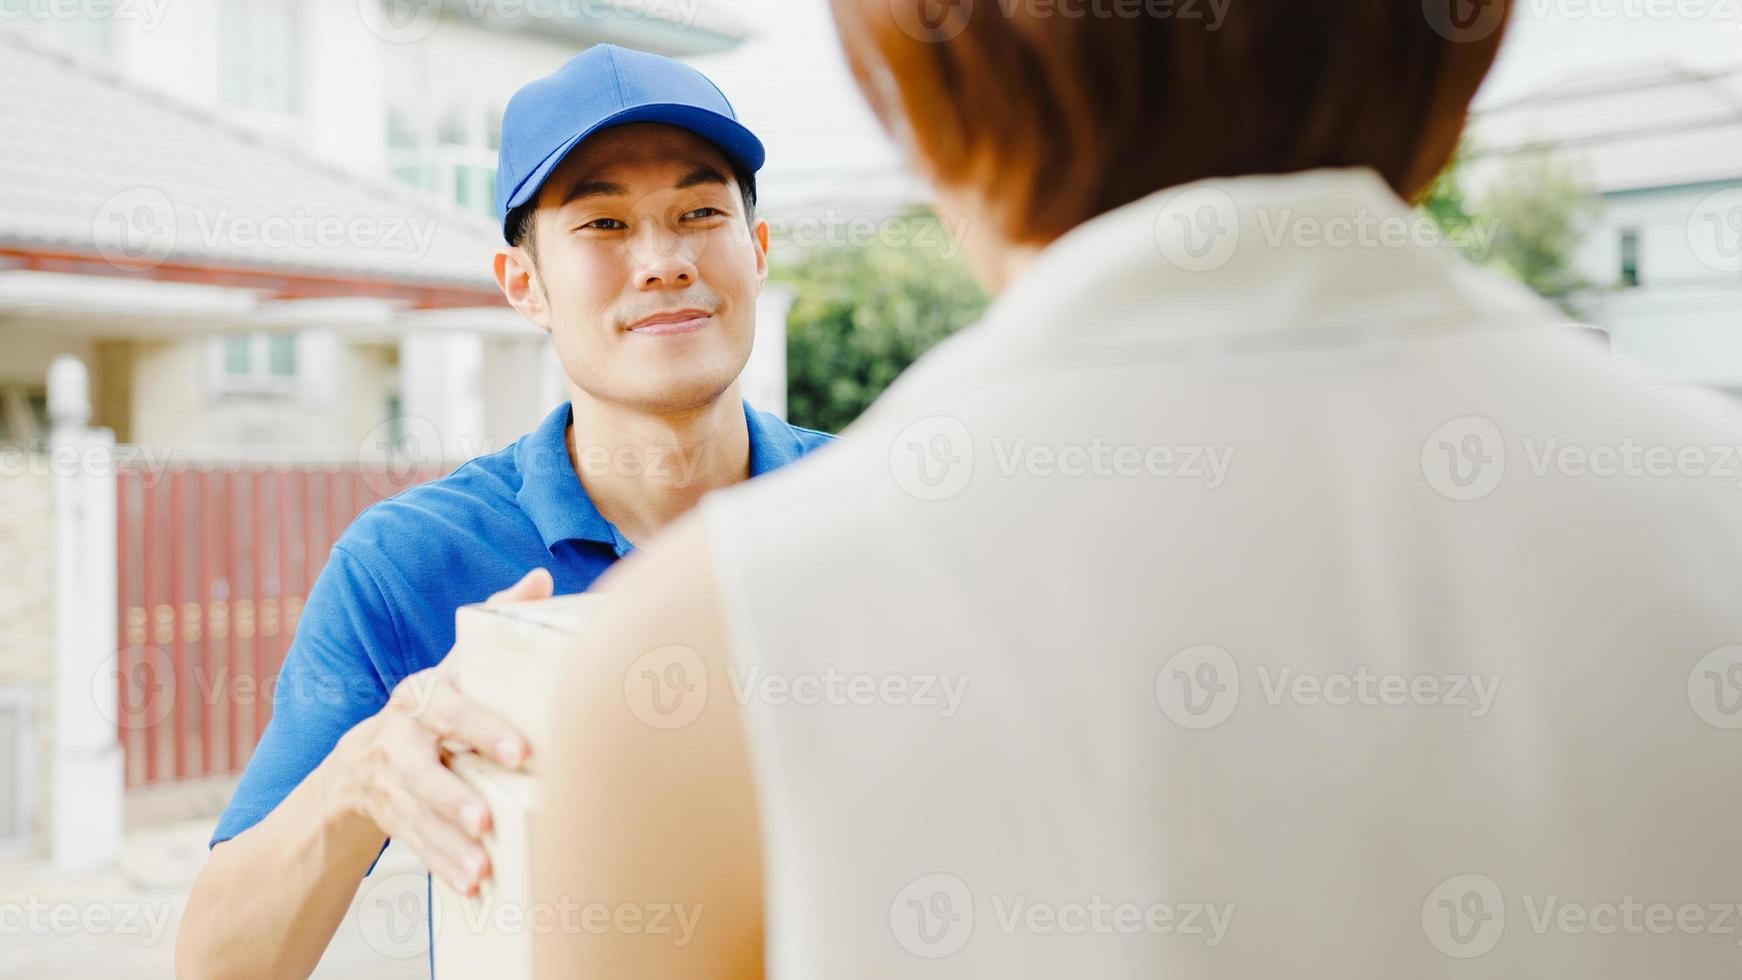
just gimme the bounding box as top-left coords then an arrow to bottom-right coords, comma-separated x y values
564,385 -> 751,548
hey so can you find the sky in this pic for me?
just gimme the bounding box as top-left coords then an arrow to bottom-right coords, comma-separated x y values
692,0 -> 1738,209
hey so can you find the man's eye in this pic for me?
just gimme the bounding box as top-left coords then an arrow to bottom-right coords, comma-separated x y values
582,218 -> 627,231
683,207 -> 723,221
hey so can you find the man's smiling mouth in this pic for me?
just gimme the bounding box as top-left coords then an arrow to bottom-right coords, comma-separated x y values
624,309 -> 714,336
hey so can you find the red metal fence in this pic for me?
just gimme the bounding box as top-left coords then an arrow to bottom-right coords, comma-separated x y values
114,463 -> 445,789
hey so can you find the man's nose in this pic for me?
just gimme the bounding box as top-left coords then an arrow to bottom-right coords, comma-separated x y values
631,226 -> 699,289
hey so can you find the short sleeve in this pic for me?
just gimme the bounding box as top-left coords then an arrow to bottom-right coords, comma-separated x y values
208,545 -> 405,873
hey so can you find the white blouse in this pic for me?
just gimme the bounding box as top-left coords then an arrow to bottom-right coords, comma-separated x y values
705,168 -> 1742,977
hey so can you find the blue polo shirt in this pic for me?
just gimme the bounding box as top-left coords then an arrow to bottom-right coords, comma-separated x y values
210,400 -> 831,854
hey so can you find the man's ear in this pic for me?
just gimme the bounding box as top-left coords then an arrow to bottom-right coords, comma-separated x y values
753,218 -> 770,291
495,246 -> 552,332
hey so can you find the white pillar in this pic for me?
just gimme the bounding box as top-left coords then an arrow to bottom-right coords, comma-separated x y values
400,333 -> 487,462
48,355 -> 124,873
744,284 -> 793,419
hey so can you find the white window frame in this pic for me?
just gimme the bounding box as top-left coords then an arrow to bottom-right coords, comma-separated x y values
207,332 -> 301,397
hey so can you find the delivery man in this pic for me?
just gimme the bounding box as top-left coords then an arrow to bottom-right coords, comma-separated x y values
175,45 -> 831,978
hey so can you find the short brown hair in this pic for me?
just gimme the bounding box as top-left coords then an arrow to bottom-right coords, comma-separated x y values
832,0 -> 1511,244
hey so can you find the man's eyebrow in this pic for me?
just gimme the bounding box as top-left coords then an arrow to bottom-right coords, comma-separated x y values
676,165 -> 731,191
556,178 -> 628,208
552,165 -> 729,207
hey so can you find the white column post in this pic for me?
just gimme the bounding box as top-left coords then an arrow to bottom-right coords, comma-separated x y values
48,355 -> 124,873
745,284 -> 794,419
400,333 -> 486,463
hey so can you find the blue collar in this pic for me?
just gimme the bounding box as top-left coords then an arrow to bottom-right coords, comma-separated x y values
515,399 -> 805,554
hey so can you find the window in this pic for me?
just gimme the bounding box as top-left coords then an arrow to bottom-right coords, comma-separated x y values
386,101 -> 505,218
211,333 -> 300,394
1619,229 -> 1640,288
218,0 -> 303,115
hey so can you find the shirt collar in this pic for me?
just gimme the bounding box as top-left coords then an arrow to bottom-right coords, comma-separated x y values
979,167 -> 1558,357
516,399 -> 793,554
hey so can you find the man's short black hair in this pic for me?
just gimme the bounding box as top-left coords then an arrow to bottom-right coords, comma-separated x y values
507,159 -> 759,264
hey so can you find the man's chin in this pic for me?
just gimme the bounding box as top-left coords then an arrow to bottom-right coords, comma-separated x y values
608,370 -> 742,417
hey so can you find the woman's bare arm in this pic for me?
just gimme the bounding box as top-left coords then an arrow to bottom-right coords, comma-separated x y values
533,513 -> 765,978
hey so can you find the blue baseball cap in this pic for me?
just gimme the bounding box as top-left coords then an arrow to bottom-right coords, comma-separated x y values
494,44 -> 766,243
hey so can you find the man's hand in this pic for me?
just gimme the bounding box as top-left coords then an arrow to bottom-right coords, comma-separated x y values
325,568 -> 556,895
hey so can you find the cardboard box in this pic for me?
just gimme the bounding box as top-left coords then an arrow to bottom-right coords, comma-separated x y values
431,594 -> 601,980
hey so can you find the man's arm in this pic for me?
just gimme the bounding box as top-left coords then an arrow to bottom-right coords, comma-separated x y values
533,514 -> 765,977
175,565 -> 550,980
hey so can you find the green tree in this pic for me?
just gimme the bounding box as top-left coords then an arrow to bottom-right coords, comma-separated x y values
777,212 -> 989,433
1421,142 -> 1601,318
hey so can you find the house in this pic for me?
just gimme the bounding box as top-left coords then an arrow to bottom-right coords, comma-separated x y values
1468,62 -> 1742,394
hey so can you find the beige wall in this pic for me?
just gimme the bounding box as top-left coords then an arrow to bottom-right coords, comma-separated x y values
0,467 -> 54,855
0,324 -> 93,388
125,336 -> 399,458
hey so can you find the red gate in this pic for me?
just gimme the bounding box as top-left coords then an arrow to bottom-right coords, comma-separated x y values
114,462 -> 446,789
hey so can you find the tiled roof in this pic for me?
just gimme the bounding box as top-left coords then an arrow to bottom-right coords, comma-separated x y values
1471,62 -> 1742,194
0,29 -> 502,291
